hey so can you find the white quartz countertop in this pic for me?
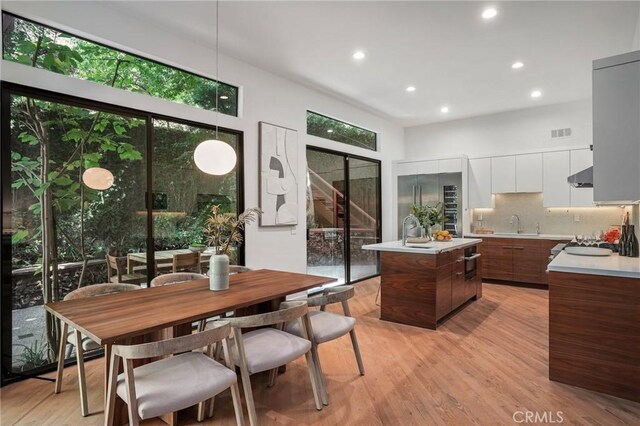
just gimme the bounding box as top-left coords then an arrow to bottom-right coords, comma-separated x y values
362,238 -> 482,255
548,251 -> 640,279
466,233 -> 572,240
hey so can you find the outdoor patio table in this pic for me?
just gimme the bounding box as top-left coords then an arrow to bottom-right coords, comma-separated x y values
126,248 -> 214,274
44,269 -> 336,425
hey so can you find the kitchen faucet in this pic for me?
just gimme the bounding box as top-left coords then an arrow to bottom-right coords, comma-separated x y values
402,214 -> 420,246
510,214 -> 522,234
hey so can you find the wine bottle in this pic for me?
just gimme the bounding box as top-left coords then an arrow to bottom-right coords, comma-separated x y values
626,225 -> 639,257
619,225 -> 628,256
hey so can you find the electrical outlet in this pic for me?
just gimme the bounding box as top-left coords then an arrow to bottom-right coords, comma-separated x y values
574,214 -> 580,222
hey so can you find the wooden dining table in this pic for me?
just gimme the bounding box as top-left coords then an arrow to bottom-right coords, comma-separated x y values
44,269 -> 336,424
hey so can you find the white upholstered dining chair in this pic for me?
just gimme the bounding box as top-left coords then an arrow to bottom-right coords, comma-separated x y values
285,285 -> 364,405
221,300 -> 323,426
54,283 -> 141,417
104,321 -> 244,426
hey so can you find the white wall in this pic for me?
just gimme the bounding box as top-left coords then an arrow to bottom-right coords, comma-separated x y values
0,1 -> 405,273
405,100 -> 592,159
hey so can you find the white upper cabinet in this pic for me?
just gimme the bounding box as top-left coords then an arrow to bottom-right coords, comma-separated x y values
396,158 -> 462,176
543,151 -> 571,207
396,161 -> 419,176
438,158 -> 462,173
569,149 -> 594,207
491,156 -> 516,193
468,158 -> 493,208
515,153 -> 543,192
416,160 -> 439,175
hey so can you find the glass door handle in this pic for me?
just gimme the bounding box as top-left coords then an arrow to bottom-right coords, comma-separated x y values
419,186 -> 423,207
412,185 -> 416,205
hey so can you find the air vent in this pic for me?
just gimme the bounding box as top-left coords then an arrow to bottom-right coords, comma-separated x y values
551,128 -> 572,139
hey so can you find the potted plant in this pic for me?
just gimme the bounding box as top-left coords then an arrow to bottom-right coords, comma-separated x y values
188,242 -> 207,253
203,205 -> 262,290
409,202 -> 445,240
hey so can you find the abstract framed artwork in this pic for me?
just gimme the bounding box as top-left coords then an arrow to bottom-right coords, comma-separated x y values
259,122 -> 299,226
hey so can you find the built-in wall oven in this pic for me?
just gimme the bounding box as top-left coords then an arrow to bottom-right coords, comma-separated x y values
464,245 -> 481,280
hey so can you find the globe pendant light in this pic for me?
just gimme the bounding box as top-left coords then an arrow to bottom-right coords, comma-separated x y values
194,0 -> 236,175
82,167 -> 114,190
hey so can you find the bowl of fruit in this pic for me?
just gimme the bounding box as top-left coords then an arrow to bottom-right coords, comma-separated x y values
433,230 -> 453,241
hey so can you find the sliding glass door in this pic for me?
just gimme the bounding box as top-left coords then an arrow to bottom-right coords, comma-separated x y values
1,83 -> 243,383
2,89 -> 148,377
306,147 -> 380,284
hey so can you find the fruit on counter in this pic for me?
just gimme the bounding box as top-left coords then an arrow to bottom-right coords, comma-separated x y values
604,228 -> 620,243
433,230 -> 452,241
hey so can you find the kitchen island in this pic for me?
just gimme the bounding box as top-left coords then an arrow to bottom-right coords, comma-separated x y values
363,238 -> 482,329
547,251 -> 640,402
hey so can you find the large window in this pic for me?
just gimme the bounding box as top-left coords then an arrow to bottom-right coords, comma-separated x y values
1,83 -> 243,383
307,111 -> 377,151
2,13 -> 238,116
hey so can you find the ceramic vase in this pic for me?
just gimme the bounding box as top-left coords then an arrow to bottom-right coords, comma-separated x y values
209,254 -> 229,291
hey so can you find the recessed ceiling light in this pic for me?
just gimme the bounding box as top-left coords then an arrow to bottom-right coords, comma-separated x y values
352,51 -> 366,60
530,90 -> 542,98
482,8 -> 498,19
220,95 -> 229,100
406,86 -> 416,92
512,61 -> 524,69
327,129 -> 334,133
440,106 -> 449,113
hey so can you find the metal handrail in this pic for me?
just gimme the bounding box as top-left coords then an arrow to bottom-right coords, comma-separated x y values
308,169 -> 377,228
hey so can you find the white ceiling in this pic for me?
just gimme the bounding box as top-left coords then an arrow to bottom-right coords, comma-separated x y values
100,2 -> 640,126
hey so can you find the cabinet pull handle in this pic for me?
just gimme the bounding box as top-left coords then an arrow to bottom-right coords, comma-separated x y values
456,272 -> 463,276
456,258 -> 464,263
513,246 -> 525,250
502,246 -> 513,249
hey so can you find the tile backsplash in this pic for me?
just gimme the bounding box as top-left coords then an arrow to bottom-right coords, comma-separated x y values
471,192 -> 629,235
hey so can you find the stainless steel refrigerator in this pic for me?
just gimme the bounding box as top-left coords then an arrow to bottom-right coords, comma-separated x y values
397,172 -> 463,238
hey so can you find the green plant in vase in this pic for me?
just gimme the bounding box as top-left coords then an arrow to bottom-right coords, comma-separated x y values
203,205 -> 262,291
409,202 -> 445,240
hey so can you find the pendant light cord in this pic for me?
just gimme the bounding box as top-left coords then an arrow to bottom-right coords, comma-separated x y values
215,0 -> 219,139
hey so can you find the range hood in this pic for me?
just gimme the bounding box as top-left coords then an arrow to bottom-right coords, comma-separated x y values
567,166 -> 593,188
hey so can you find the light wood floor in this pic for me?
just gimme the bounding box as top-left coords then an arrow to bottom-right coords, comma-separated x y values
2,279 -> 639,425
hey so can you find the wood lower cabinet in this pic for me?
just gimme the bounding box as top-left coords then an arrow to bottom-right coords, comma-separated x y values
380,244 -> 481,329
549,271 -> 640,402
483,239 -> 514,281
451,248 -> 466,310
481,237 -> 569,285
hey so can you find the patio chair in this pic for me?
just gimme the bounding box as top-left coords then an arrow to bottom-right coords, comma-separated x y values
221,300 -> 323,426
104,321 -> 244,426
285,285 -> 364,406
106,254 -> 147,285
54,283 -> 141,417
172,252 -> 201,273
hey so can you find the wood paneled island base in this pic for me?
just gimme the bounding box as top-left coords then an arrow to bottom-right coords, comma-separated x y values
379,244 -> 482,329
548,271 -> 640,403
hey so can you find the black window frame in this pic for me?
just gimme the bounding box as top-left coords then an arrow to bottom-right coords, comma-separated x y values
1,11 -> 239,117
0,81 -> 245,386
306,110 -> 378,152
